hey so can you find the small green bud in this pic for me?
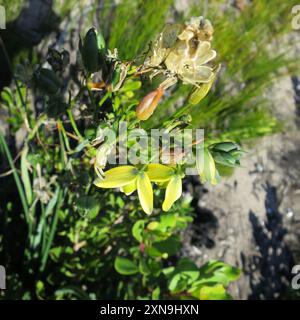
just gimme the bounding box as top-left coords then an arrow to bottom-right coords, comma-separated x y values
147,221 -> 159,231
33,68 -> 62,95
209,142 -> 243,167
210,142 -> 239,153
188,80 -> 214,105
80,27 -> 106,73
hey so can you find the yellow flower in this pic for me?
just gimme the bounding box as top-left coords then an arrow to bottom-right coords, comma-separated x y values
145,163 -> 174,182
162,174 -> 183,212
94,164 -> 174,215
146,164 -> 184,212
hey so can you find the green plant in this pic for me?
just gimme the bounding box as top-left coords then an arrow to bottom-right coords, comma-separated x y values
0,10 -> 242,300
2,0 -> 296,301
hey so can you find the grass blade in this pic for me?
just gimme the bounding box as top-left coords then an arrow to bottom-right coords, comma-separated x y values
21,145 -> 33,205
40,186 -> 63,272
0,132 -> 29,223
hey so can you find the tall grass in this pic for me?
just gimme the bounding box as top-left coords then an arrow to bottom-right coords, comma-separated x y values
142,0 -> 299,142
108,0 -> 173,59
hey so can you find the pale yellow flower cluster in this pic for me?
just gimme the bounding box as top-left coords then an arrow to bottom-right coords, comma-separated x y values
145,16 -> 220,88
136,16 -> 220,120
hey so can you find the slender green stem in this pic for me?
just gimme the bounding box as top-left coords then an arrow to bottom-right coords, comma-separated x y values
0,133 -> 30,225
166,102 -> 193,123
67,109 -> 84,140
99,91 -> 111,107
59,122 -> 72,152
57,121 -> 67,169
40,187 -> 63,272
27,114 -> 47,142
40,203 -> 47,254
87,85 -> 97,110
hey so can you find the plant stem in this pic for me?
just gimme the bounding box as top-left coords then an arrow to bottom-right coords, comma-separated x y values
40,187 -> 63,272
0,133 -> 30,226
67,109 -> 84,140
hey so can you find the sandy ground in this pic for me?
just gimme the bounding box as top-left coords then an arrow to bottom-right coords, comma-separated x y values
182,72 -> 300,299
172,0 -> 300,299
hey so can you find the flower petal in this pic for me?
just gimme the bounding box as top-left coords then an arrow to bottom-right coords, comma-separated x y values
195,66 -> 214,82
137,172 -> 153,215
196,147 -> 219,184
180,66 -> 213,85
195,48 -> 216,65
120,180 -> 137,195
162,23 -> 183,48
178,29 -> 194,42
162,175 -> 182,212
146,164 -> 175,182
94,166 -> 138,188
188,79 -> 214,105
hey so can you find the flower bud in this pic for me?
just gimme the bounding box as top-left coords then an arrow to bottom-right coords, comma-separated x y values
80,27 -> 106,73
210,142 -> 238,153
209,142 -> 242,167
196,146 -> 219,184
136,87 -> 164,121
33,68 -> 62,95
188,64 -> 220,105
188,79 -> 214,105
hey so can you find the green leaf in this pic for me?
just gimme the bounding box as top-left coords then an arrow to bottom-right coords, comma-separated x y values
168,274 -> 187,293
152,287 -> 160,300
148,260 -> 162,277
139,258 -> 151,275
152,237 -> 181,256
198,284 -> 232,300
158,213 -> 177,231
132,220 -> 145,243
215,265 -> 241,282
21,145 -> 33,205
166,258 -> 200,294
114,257 -> 139,275
168,273 -> 181,292
191,261 -> 241,287
40,187 -> 63,272
120,80 -> 142,92
176,258 -> 200,283
0,133 -> 29,224
75,196 -> 100,219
